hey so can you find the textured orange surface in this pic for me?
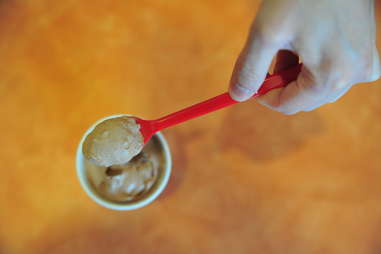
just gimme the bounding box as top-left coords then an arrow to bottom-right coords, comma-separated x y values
1,1 -> 381,253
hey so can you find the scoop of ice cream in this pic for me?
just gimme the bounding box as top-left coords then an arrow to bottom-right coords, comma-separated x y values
83,116 -> 143,167
84,134 -> 163,203
99,152 -> 158,201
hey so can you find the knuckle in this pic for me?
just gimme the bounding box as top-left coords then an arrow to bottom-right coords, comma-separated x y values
235,82 -> 255,93
238,68 -> 261,88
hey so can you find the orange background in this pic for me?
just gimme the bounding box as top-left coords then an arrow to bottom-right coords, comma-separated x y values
1,1 -> 381,253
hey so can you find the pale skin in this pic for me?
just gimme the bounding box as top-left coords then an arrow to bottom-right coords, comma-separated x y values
229,0 -> 380,114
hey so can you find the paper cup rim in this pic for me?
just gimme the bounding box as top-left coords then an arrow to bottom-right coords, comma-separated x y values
76,114 -> 172,210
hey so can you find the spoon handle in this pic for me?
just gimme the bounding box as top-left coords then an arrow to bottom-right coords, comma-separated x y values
151,64 -> 302,132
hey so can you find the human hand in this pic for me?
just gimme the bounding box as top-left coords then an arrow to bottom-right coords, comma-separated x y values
229,0 -> 380,114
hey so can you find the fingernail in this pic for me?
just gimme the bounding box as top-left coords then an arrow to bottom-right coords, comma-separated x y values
229,83 -> 254,102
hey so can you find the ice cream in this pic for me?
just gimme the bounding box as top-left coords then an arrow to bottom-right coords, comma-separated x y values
85,136 -> 164,202
82,116 -> 164,202
82,116 -> 143,167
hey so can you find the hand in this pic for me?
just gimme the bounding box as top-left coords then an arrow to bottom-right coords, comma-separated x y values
229,0 -> 380,114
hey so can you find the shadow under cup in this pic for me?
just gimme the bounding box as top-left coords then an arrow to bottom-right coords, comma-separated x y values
76,115 -> 172,211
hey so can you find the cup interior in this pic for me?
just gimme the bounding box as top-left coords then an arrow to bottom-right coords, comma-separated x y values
76,114 -> 172,210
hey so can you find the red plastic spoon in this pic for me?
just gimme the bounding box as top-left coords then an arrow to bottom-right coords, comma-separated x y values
134,64 -> 302,144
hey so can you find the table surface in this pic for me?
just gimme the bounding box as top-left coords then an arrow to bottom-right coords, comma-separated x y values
1,1 -> 381,253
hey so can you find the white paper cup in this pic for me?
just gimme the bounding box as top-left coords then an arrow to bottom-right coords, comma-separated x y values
76,114 -> 172,210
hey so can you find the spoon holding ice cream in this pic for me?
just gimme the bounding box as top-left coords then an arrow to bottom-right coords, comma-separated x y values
83,64 -> 302,167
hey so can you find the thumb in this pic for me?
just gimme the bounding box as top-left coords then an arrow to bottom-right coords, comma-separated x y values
229,37 -> 279,101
